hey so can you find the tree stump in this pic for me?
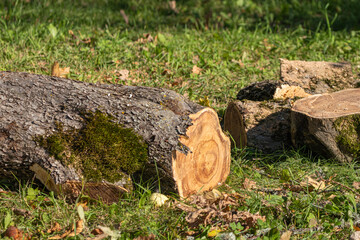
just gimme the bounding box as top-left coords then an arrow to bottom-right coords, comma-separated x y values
291,89 -> 360,162
224,100 -> 292,152
0,71 -> 230,202
225,59 -> 357,153
280,58 -> 357,94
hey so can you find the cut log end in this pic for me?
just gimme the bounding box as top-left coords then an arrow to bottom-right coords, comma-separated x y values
172,108 -> 231,198
223,102 -> 247,148
292,89 -> 360,119
291,88 -> 360,162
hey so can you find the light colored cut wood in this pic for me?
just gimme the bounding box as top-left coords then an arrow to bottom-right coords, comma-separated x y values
292,88 -> 360,118
172,108 -> 231,198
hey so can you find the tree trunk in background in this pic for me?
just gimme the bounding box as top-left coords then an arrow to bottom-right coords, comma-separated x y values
291,89 -> 360,162
0,71 -> 230,203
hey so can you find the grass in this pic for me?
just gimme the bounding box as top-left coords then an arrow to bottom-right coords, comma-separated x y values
1,0 -> 360,239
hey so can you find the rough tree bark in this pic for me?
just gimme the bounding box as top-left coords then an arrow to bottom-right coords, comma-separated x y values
291,89 -> 360,162
225,59 -> 357,153
224,100 -> 291,152
0,71 -> 230,202
280,58 -> 357,94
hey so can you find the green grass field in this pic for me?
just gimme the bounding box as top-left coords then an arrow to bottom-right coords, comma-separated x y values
1,0 -> 360,239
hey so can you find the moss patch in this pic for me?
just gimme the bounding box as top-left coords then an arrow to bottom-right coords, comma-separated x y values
36,111 -> 148,183
334,115 -> 360,159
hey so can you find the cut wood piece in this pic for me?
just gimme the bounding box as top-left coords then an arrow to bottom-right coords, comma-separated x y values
0,71 -> 230,202
173,108 -> 231,197
237,80 -> 310,101
224,100 -> 292,152
280,58 -> 356,94
291,89 -> 360,162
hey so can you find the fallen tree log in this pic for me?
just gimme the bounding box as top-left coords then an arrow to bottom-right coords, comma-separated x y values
0,71 -> 230,202
291,88 -> 360,162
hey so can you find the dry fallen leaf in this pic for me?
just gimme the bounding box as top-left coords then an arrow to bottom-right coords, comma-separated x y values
300,176 -> 326,191
192,55 -> 200,64
91,228 -> 104,235
192,65 -> 202,75
47,222 -> 62,234
51,61 -> 70,78
116,69 -> 129,81
51,61 -> 60,77
353,182 -> 360,190
49,220 -> 84,239
133,234 -> 156,240
280,231 -> 292,240
4,226 -> 22,240
243,178 -> 257,190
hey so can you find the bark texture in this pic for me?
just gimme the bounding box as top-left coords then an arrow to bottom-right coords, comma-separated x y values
225,59 -> 358,154
224,100 -> 291,153
0,71 -> 230,201
280,58 -> 357,94
291,89 -> 360,162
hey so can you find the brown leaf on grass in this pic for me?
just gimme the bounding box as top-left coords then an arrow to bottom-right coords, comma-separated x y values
171,77 -> 185,87
243,178 -> 257,190
4,226 -> 22,240
76,201 -> 89,211
91,228 -> 104,235
192,55 -> 200,64
168,1 -> 179,13
192,65 -> 202,75
133,233 -> 156,240
231,59 -> 245,68
51,61 -> 60,77
120,10 -> 129,25
280,231 -> 292,240
49,220 -> 84,239
238,211 -> 266,229
51,61 -> 70,78
116,69 -> 130,81
300,176 -> 326,191
4,226 -> 30,240
353,182 -> 360,190
68,30 -> 77,39
175,190 -> 262,230
86,234 -> 108,240
47,222 -> 62,234
136,33 -> 154,44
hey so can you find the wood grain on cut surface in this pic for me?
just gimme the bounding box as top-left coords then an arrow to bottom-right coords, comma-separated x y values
172,108 -> 231,197
292,89 -> 360,118
0,71 -> 231,201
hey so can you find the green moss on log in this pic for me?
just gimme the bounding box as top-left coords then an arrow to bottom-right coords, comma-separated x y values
334,115 -> 360,159
36,111 -> 148,183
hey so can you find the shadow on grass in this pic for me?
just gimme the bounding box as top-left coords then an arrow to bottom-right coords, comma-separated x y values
0,0 -> 360,32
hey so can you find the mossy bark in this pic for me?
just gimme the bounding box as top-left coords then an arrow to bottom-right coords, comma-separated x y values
291,89 -> 360,162
0,71 -> 230,201
225,59 -> 357,154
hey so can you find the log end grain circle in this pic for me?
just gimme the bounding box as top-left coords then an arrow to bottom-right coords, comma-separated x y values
172,108 -> 230,198
292,89 -> 360,119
